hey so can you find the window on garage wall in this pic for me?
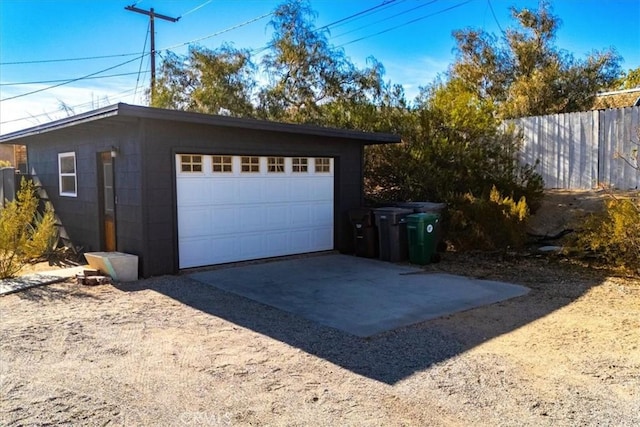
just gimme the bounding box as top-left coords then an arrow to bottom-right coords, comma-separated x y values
180,155 -> 203,172
241,156 -> 260,173
315,158 -> 331,173
58,152 -> 77,197
212,156 -> 232,172
292,158 -> 308,172
267,157 -> 285,173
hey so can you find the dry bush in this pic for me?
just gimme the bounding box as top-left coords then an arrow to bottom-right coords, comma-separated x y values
568,197 -> 640,275
446,186 -> 530,251
0,179 -> 57,278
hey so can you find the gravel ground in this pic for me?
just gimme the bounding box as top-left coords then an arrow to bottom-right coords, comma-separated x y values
1,250 -> 639,426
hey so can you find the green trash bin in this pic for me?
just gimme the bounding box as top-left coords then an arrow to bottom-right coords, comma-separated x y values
407,213 -> 439,265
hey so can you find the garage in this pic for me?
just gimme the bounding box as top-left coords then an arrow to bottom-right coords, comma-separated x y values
1,103 -> 400,277
176,154 -> 334,268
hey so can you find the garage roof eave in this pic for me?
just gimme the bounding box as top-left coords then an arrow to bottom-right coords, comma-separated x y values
0,104 -> 120,143
116,104 -> 401,144
0,103 -> 402,145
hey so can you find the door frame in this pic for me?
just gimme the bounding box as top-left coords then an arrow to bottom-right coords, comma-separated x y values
97,151 -> 117,251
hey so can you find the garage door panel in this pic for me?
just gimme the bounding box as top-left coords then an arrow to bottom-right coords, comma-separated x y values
266,231 -> 289,253
211,207 -> 239,234
178,207 -> 212,237
238,179 -> 265,201
289,205 -> 311,225
177,154 -> 334,268
177,178 -> 211,206
264,179 -> 290,202
240,207 -> 266,232
179,237 -> 214,268
290,180 -> 312,200
239,234 -> 265,258
211,179 -> 239,204
266,205 -> 289,228
313,227 -> 334,248
312,203 -> 334,225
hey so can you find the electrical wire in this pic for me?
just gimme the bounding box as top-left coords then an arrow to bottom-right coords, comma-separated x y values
0,52 -> 144,66
316,0 -> 399,31
179,0 -> 214,18
332,0 -> 439,40
160,11 -> 273,51
133,22 -> 151,102
487,0 -> 505,35
0,55 -> 147,102
0,87 -> 141,126
338,0 -> 474,47
0,71 -> 150,86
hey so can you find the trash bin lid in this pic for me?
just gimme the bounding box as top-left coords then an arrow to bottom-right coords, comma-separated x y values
373,207 -> 413,225
407,212 -> 439,223
394,201 -> 446,213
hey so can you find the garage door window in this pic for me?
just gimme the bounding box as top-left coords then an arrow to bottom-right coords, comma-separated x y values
181,155 -> 202,172
315,158 -> 331,173
241,156 -> 260,173
58,152 -> 77,197
268,157 -> 285,173
212,156 -> 232,172
292,158 -> 308,173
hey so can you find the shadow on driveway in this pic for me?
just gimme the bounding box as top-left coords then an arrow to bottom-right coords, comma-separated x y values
115,254 -> 601,385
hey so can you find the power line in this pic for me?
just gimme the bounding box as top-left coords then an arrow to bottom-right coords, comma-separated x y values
0,71 -> 150,86
487,0 -> 505,34
0,87 -> 141,126
339,0 -> 474,47
332,0 -> 439,40
0,55 -> 147,102
160,11 -> 273,51
179,0 -> 214,18
316,0 -> 400,31
134,22 -> 151,102
0,52 -> 143,66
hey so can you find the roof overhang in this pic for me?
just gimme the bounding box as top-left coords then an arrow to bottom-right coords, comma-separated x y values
0,103 -> 401,145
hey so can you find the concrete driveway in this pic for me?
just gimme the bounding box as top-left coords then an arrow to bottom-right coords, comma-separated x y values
188,254 -> 529,337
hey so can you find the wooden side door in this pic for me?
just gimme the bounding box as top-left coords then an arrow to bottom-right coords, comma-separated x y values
98,152 -> 116,251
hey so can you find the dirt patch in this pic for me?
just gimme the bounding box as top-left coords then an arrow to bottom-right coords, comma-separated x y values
1,191 -> 639,426
528,188 -> 638,237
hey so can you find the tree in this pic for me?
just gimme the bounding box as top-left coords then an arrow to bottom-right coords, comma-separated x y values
451,1 -> 621,118
258,0 -> 382,124
614,66 -> 640,90
152,45 -> 256,117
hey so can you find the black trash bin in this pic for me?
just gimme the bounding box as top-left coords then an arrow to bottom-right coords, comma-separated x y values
373,207 -> 413,262
348,208 -> 378,258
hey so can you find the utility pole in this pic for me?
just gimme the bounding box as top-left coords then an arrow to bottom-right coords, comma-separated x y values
125,5 -> 179,103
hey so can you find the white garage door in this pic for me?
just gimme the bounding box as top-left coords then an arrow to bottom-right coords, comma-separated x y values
176,154 -> 334,268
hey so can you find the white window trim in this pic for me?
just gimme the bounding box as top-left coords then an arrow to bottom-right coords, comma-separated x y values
180,154 -> 204,173
58,152 -> 77,197
212,155 -> 233,173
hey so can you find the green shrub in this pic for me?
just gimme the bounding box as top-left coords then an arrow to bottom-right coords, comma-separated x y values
0,179 -> 58,278
569,198 -> 640,274
446,186 -> 530,251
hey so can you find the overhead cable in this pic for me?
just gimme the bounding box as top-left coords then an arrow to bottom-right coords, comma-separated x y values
0,55 -> 147,102
339,0 -> 473,47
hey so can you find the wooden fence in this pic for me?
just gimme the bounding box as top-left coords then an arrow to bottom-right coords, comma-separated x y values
511,106 -> 639,189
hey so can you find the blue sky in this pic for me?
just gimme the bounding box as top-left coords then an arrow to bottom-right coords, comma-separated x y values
1,0 -> 639,134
